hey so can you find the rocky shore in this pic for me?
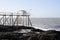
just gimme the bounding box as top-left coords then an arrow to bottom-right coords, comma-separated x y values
0,25 -> 60,40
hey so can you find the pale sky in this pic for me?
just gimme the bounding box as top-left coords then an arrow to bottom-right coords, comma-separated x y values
0,0 -> 60,18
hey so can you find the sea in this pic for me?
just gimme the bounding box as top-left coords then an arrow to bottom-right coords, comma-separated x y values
30,18 -> 60,31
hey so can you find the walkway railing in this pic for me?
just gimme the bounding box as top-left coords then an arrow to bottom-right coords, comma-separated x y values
0,13 -> 32,27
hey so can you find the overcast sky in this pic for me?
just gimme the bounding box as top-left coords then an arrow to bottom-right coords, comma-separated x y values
0,0 -> 60,18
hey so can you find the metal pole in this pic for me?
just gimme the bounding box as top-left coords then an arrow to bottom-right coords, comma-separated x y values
9,16 -> 11,26
12,13 -> 13,26
3,15 -> 4,25
29,18 -> 32,26
17,15 -> 18,26
26,16 -> 27,26
23,16 -> 24,26
5,14 -> 6,25
0,16 -> 4,24
28,16 -> 29,27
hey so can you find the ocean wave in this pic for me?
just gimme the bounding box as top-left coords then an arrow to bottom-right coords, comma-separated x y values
32,25 -> 60,31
